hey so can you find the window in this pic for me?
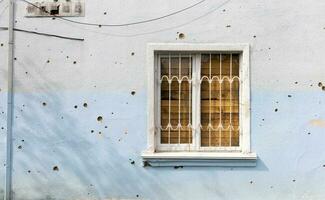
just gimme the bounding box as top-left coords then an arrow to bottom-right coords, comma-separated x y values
143,44 -> 256,167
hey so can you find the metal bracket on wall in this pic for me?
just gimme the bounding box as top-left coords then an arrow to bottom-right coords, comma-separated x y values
25,0 -> 85,17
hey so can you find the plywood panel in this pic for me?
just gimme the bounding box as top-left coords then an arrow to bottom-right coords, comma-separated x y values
201,53 -> 240,147
160,56 -> 192,144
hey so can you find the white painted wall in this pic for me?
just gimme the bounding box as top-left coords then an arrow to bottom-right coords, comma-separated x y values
1,0 -> 325,199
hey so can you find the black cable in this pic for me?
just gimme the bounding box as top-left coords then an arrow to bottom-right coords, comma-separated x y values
10,0 -> 231,38
21,0 -> 206,27
70,0 -> 231,38
14,28 -> 84,41
0,26 -> 84,41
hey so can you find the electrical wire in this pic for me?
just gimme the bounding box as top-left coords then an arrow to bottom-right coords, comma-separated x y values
21,0 -> 206,27
1,0 -> 230,39
12,0 -> 231,38
66,0 -> 231,38
14,28 -> 84,40
0,26 -> 84,40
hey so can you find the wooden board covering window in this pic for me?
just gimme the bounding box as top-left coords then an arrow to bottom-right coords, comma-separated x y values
200,54 -> 240,147
160,56 -> 192,144
159,53 -> 240,147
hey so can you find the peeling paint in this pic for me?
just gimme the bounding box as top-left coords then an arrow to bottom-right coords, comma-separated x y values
309,119 -> 325,128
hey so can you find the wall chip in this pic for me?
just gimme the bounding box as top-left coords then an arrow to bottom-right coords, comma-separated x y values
178,33 -> 185,39
318,82 -> 323,87
97,116 -> 103,122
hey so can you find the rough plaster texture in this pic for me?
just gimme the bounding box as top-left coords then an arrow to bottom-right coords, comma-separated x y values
1,0 -> 325,199
0,0 -> 9,198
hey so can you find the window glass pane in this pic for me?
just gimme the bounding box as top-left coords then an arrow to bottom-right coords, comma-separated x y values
200,53 -> 240,147
160,55 -> 192,144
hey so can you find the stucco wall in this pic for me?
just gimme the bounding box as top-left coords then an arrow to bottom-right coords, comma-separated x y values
1,0 -> 325,199
0,0 -> 9,197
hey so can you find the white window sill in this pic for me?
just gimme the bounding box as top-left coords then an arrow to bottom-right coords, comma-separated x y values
141,152 -> 257,167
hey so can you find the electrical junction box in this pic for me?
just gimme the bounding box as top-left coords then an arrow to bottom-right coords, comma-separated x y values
26,0 -> 85,17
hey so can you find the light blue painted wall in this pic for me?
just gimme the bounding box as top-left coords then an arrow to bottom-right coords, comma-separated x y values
1,0 -> 325,199
0,10 -> 9,198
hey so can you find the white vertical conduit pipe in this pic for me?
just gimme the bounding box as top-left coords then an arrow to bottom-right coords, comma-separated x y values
5,0 -> 14,199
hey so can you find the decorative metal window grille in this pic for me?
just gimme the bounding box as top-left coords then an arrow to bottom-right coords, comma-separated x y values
200,54 -> 240,147
156,52 -> 242,151
159,55 -> 193,145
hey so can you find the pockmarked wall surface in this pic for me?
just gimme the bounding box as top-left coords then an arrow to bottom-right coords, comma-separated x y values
1,0 -> 325,199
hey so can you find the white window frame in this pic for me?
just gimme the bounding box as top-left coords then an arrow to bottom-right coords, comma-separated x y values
142,43 -> 256,163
